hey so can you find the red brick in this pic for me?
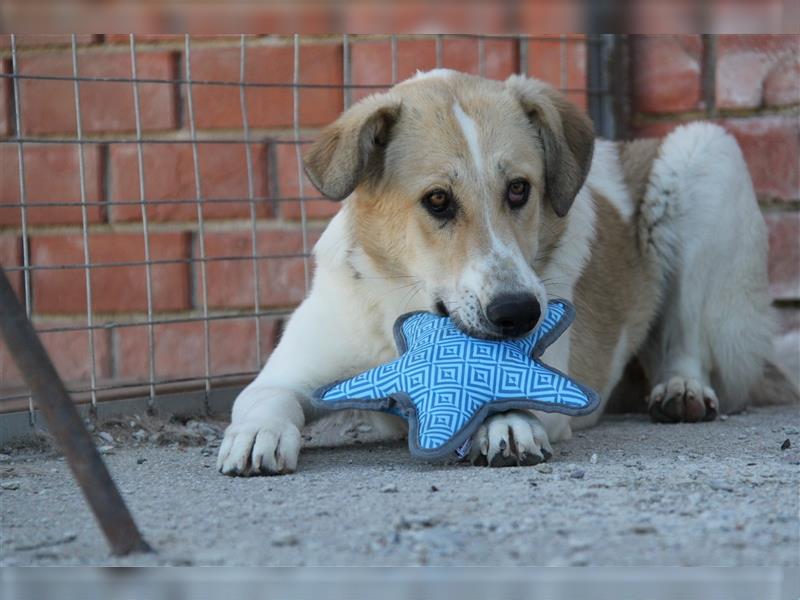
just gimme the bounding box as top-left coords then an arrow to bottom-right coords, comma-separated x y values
349,37 -> 519,102
442,38 -> 518,80
186,43 -> 342,130
631,35 -> 702,114
180,8 -> 335,35
114,316 -> 282,382
0,35 -> 97,48
763,53 -> 800,108
350,39 -> 437,102
0,234 -> 22,300
31,232 -> 191,314
1,321 -> 111,388
765,211 -> 800,301
0,143 -> 103,226
1,59 -> 11,137
201,229 -> 322,310
629,2 -> 704,34
18,51 -> 177,134
274,141 -> 339,220
721,116 -> 799,202
520,4 -> 581,32
526,35 -> 587,109
342,4 -> 509,33
632,119 -> 684,139
716,35 -> 800,110
108,143 -> 271,222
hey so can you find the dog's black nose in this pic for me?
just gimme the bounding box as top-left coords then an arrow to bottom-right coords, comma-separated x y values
486,293 -> 541,337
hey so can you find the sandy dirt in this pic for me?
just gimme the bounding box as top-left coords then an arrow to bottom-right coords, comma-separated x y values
0,406 -> 798,566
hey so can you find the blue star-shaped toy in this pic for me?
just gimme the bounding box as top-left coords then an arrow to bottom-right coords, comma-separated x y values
312,299 -> 599,460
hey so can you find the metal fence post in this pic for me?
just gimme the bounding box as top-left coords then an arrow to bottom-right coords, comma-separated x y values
586,34 -> 630,141
0,266 -> 153,556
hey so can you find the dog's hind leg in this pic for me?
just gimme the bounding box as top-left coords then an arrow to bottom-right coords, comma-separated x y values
636,123 -> 775,422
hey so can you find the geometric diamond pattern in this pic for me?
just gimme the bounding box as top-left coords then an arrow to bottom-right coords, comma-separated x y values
312,299 -> 600,461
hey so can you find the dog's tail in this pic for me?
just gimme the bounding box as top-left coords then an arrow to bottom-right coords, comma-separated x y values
750,360 -> 800,406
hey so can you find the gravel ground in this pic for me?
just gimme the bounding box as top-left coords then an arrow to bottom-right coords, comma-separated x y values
0,406 -> 798,566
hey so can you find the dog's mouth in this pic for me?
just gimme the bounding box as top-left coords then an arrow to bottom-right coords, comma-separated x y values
434,298 -> 515,341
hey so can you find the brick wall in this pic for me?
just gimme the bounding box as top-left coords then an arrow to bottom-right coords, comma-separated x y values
0,34 -> 589,408
1,34 -> 796,408
631,34 -> 800,381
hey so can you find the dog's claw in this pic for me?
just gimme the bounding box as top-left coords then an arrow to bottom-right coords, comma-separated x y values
470,410 -> 553,468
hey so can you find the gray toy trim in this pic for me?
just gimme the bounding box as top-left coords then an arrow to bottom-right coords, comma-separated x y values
311,298 -> 600,461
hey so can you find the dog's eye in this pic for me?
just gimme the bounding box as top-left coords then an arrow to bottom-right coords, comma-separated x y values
506,179 -> 530,209
422,189 -> 456,220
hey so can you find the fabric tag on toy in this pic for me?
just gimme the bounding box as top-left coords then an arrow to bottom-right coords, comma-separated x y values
312,298 -> 599,461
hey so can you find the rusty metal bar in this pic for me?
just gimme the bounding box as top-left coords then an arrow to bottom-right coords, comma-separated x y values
0,266 -> 153,557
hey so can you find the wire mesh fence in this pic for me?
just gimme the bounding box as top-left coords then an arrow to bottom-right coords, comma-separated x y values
0,34 -> 608,423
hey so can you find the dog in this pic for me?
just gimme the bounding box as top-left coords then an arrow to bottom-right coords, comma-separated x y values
217,69 -> 795,476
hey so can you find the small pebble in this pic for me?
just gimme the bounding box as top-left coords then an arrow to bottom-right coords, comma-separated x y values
590,453 -> 598,465
570,469 -> 585,479
1,482 -> 20,490
709,480 -> 734,492
97,432 -> 114,444
97,445 -> 115,455
271,532 -> 299,547
632,524 -> 657,535
534,464 -> 553,474
781,439 -> 791,451
136,458 -> 147,465
381,483 -> 398,493
430,485 -> 439,492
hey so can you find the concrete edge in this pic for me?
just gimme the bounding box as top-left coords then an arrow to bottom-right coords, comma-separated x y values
0,387 -> 241,446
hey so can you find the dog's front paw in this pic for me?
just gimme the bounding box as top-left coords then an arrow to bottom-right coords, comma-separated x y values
217,418 -> 302,476
648,376 -> 719,423
468,410 -> 553,467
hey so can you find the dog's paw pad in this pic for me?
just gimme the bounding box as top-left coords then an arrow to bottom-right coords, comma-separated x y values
648,377 -> 718,423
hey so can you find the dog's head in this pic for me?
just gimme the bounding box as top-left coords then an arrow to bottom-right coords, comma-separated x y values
304,71 -> 594,339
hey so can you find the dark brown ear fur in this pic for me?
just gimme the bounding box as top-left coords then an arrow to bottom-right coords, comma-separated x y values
506,75 -> 595,217
303,94 -> 402,201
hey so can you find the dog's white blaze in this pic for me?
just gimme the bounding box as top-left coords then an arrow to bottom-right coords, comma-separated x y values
453,101 -> 483,175
451,101 -> 546,319
452,102 -> 516,262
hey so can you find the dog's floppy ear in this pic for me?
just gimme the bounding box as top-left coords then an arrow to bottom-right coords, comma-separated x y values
505,75 -> 594,217
303,94 -> 402,201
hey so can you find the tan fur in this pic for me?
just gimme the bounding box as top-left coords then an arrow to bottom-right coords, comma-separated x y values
617,138 -> 662,203
569,193 -> 660,397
